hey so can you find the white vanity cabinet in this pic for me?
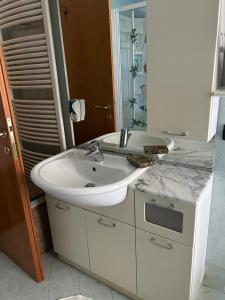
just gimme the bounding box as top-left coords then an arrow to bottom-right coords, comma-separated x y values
136,229 -> 192,300
148,0 -> 222,141
85,211 -> 136,294
46,175 -> 212,300
46,197 -> 90,270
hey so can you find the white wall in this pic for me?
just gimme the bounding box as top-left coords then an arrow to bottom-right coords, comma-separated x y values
204,97 -> 225,293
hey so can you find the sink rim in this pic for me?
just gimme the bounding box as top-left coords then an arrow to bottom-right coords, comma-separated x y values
31,148 -> 148,196
99,131 -> 174,152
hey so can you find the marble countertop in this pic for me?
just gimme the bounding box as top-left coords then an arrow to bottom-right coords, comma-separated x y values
130,162 -> 212,204
159,148 -> 213,170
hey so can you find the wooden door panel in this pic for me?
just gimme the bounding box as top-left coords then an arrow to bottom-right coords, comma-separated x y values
0,48 -> 43,282
60,0 -> 115,145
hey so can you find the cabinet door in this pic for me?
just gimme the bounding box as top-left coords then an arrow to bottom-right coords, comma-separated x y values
86,211 -> 136,294
46,197 -> 90,270
148,0 -> 220,141
136,229 -> 192,300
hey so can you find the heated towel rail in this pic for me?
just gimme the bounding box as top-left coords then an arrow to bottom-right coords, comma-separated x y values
0,0 -> 66,182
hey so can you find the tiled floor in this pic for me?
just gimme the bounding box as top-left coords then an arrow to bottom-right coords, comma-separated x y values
0,251 -> 224,300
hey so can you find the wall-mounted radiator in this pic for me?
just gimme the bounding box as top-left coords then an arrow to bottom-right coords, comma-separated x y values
0,0 -> 67,182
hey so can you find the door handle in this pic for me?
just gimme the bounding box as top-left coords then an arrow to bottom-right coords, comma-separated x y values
0,129 -> 7,138
94,105 -> 112,110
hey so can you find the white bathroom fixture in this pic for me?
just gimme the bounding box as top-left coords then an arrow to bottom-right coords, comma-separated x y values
99,131 -> 174,157
31,148 -> 147,207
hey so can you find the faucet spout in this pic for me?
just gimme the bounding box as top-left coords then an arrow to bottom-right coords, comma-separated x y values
119,128 -> 131,148
85,140 -> 104,162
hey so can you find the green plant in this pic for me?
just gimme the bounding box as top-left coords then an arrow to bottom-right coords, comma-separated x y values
130,28 -> 138,44
129,98 -> 137,109
141,121 -> 147,127
130,65 -> 138,79
132,118 -> 142,127
139,105 -> 147,112
132,118 -> 147,128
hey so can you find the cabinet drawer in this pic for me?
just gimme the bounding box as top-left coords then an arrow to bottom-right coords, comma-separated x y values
85,188 -> 135,226
135,190 -> 196,246
136,229 -> 192,300
46,197 -> 90,270
86,211 -> 136,294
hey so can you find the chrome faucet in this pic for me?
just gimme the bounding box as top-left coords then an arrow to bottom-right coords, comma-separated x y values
85,140 -> 104,162
119,128 -> 131,148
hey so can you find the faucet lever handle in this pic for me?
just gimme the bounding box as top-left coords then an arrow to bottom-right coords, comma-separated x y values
86,140 -> 102,153
88,140 -> 99,148
85,140 -> 104,162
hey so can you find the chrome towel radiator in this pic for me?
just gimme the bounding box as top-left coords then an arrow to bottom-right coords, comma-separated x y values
0,0 -> 67,182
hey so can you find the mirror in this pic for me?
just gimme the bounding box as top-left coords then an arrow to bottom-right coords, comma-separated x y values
58,0 -> 147,145
57,0 -> 215,163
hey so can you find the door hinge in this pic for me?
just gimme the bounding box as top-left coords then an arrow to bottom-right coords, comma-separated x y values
7,117 -> 18,160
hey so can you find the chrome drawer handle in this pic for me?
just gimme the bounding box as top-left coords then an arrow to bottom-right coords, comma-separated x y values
149,199 -> 176,210
161,130 -> 189,137
55,203 -> 70,211
149,238 -> 174,250
97,218 -> 116,228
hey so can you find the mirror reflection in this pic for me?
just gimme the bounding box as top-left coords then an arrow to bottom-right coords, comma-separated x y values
59,0 -> 147,145
111,1 -> 147,130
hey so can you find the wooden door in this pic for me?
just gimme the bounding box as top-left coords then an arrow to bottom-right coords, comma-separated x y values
0,48 -> 43,282
59,0 -> 115,145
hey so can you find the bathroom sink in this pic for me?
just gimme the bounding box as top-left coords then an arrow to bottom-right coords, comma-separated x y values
99,131 -> 174,157
31,148 -> 147,207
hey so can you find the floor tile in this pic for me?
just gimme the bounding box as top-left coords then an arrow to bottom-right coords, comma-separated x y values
1,250 -> 225,300
49,285 -> 80,300
80,282 -> 113,300
78,270 -> 100,287
41,252 -> 54,279
0,276 -> 20,300
17,274 -> 50,298
17,290 -> 49,300
111,289 -> 131,300
49,259 -> 79,291
197,286 -> 225,300
0,255 -> 26,300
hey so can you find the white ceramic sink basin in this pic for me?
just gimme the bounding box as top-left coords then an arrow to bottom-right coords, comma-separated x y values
99,131 -> 174,157
31,148 -> 147,207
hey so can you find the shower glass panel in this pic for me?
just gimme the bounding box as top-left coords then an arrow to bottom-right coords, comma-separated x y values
119,5 -> 147,130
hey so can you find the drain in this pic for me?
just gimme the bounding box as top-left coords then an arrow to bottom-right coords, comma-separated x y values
85,182 -> 96,187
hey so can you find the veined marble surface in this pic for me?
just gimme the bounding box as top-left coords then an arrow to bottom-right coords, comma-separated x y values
159,148 -> 213,170
131,163 -> 212,204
